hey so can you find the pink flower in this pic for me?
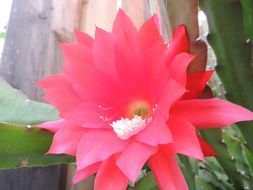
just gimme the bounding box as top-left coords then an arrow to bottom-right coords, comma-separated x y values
38,10 -> 253,190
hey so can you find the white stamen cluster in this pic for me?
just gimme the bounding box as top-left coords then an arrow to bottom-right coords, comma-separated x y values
110,115 -> 151,140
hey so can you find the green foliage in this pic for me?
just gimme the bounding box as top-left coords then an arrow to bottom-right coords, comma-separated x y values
0,123 -> 74,169
198,158 -> 233,190
199,0 -> 253,154
200,127 -> 253,189
241,0 -> 253,41
0,77 -> 59,124
0,77 -> 74,170
178,156 -> 197,190
174,127 -> 253,190
195,176 -> 219,190
133,172 -> 158,190
197,1 -> 253,189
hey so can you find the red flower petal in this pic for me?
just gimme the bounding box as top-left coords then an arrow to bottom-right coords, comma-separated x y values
37,10 -> 253,189
145,44 -> 168,104
47,123 -> 85,156
61,43 -> 93,67
137,15 -> 164,50
168,52 -> 195,86
148,150 -> 188,190
116,141 -> 157,182
76,129 -> 128,171
157,79 -> 186,117
38,74 -> 81,112
197,135 -> 217,156
93,28 -> 117,80
63,47 -> 126,105
115,31 -> 149,98
38,119 -> 65,133
172,98 -> 253,128
112,9 -> 137,39
136,114 -> 172,146
183,70 -> 214,99
136,79 -> 185,146
94,157 -> 128,190
75,31 -> 93,47
59,102 -> 109,128
62,45 -> 123,104
168,116 -> 204,160
72,162 -> 101,184
166,24 -> 190,65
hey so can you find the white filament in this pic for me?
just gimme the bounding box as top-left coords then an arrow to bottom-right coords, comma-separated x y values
110,115 -> 151,140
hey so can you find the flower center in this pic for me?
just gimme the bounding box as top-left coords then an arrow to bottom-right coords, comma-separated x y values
128,100 -> 150,117
110,115 -> 151,140
110,100 -> 152,140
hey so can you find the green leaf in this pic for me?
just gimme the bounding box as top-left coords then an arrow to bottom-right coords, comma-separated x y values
195,176 -> 219,190
199,0 -> 253,154
241,0 -> 253,41
222,127 -> 253,189
0,123 -> 74,169
0,77 -> 59,124
199,0 -> 253,188
178,155 -> 197,190
0,78 -> 73,169
200,129 -> 245,189
134,172 -> 158,190
202,158 -> 233,190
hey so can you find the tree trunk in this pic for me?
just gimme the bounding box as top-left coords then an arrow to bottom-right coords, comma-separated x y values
0,0 -> 63,100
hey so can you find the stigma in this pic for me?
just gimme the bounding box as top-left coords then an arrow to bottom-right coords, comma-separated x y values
110,115 -> 151,140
